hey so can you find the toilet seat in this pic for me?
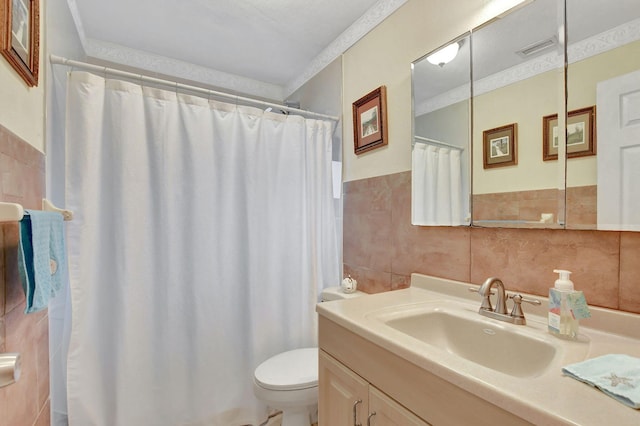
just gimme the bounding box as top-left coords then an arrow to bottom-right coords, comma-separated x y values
254,348 -> 318,391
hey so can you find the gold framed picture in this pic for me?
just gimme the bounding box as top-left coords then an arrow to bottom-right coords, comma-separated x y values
0,0 -> 39,86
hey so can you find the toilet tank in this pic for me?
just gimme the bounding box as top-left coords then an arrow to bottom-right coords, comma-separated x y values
320,286 -> 365,301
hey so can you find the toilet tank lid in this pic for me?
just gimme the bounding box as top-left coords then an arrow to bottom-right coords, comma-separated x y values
254,348 -> 318,391
321,286 -> 365,301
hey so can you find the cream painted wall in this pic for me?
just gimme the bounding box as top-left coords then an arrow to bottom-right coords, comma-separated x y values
0,5 -> 46,152
288,57 -> 343,160
474,40 -> 640,193
473,69 -> 563,194
566,40 -> 640,187
342,0 -> 531,182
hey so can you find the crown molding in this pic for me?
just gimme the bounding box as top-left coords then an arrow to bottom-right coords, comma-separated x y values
416,18 -> 640,116
568,17 -> 640,63
415,84 -> 471,117
66,0 -> 407,101
84,39 -> 285,101
284,0 -> 408,98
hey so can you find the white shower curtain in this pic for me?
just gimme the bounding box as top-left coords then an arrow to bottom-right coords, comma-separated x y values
411,143 -> 462,226
63,71 -> 339,425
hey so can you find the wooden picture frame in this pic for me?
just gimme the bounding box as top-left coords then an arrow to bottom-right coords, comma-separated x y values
483,123 -> 517,169
543,106 -> 596,161
353,86 -> 388,155
0,0 -> 39,87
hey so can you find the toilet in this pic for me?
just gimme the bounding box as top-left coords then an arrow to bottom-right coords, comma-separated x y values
253,286 -> 365,426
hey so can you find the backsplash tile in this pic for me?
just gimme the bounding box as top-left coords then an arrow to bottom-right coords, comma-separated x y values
0,226 -> 4,317
33,399 -> 51,426
3,305 -> 42,424
343,171 -> 640,315
0,124 -> 49,426
473,188 -> 561,222
620,232 -> 640,312
391,274 -> 411,291
344,174 -> 393,273
389,172 -> 472,282
396,225 -> 471,282
3,223 -> 25,314
566,186 -> 597,229
343,264 -> 392,293
470,228 -> 620,309
0,316 -> 4,351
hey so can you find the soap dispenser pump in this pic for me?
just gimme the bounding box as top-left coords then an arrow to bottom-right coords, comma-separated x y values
548,269 -> 589,339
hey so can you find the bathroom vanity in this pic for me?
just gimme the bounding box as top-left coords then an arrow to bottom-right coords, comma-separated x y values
316,274 -> 640,425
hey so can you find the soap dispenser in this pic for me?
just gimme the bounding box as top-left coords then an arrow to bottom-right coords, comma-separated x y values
548,269 -> 590,339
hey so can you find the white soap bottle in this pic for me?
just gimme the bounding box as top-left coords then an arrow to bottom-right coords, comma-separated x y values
548,269 -> 579,339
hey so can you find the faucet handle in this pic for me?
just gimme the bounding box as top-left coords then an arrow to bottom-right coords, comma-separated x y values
468,287 -> 495,294
468,286 -> 494,311
509,293 -> 542,320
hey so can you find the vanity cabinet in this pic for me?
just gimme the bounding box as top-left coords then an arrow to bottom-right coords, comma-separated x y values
319,350 -> 429,426
318,316 -> 533,426
318,349 -> 369,425
368,385 -> 429,425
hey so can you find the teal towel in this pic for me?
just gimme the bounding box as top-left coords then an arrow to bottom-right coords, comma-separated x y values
18,210 -> 67,313
562,354 -> 640,409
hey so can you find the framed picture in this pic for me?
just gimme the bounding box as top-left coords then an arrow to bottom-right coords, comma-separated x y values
353,86 -> 388,155
0,0 -> 39,87
483,123 -> 517,169
543,106 -> 596,161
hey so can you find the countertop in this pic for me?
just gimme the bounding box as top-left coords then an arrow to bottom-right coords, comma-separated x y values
316,273 -> 640,426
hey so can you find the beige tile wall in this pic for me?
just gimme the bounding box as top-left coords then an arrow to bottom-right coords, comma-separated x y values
0,125 -> 50,426
473,188 -> 562,223
472,186 -> 597,228
343,171 -> 640,314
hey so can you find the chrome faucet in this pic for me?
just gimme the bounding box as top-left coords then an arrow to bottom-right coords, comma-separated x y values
470,277 -> 541,325
478,277 -> 508,314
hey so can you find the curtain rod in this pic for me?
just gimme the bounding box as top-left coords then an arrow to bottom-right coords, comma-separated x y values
49,55 -> 340,122
414,135 -> 464,151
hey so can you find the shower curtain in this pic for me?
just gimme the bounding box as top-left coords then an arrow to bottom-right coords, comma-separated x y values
411,143 -> 462,226
62,71 -> 339,425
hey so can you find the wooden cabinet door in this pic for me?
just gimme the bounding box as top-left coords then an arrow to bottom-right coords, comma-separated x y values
319,350 -> 369,426
368,386 -> 431,426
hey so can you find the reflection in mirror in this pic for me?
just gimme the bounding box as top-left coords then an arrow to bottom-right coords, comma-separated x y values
566,0 -> 640,230
411,33 -> 471,226
471,0 -> 565,228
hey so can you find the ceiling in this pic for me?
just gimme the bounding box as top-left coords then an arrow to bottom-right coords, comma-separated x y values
413,0 -> 640,113
67,0 -> 407,101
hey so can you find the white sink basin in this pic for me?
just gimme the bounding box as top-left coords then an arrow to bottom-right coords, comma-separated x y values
372,303 -> 558,378
317,274 -> 640,425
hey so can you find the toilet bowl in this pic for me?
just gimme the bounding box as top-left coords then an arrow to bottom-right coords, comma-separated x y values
253,286 -> 365,426
254,348 -> 318,426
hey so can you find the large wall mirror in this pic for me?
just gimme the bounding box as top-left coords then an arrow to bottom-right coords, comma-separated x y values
411,33 -> 471,226
411,0 -> 640,231
566,0 -> 640,230
471,0 -> 565,228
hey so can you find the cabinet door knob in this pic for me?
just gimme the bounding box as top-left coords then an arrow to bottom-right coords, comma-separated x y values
367,411 -> 377,426
353,399 -> 363,426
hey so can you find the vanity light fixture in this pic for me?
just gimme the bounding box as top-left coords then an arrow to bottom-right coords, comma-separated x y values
426,42 -> 460,67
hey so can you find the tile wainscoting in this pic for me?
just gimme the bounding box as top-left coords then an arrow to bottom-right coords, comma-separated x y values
343,171 -> 640,314
472,185 -> 596,228
0,125 -> 50,426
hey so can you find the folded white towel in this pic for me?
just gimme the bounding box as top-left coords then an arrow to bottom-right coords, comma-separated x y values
562,354 -> 640,409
